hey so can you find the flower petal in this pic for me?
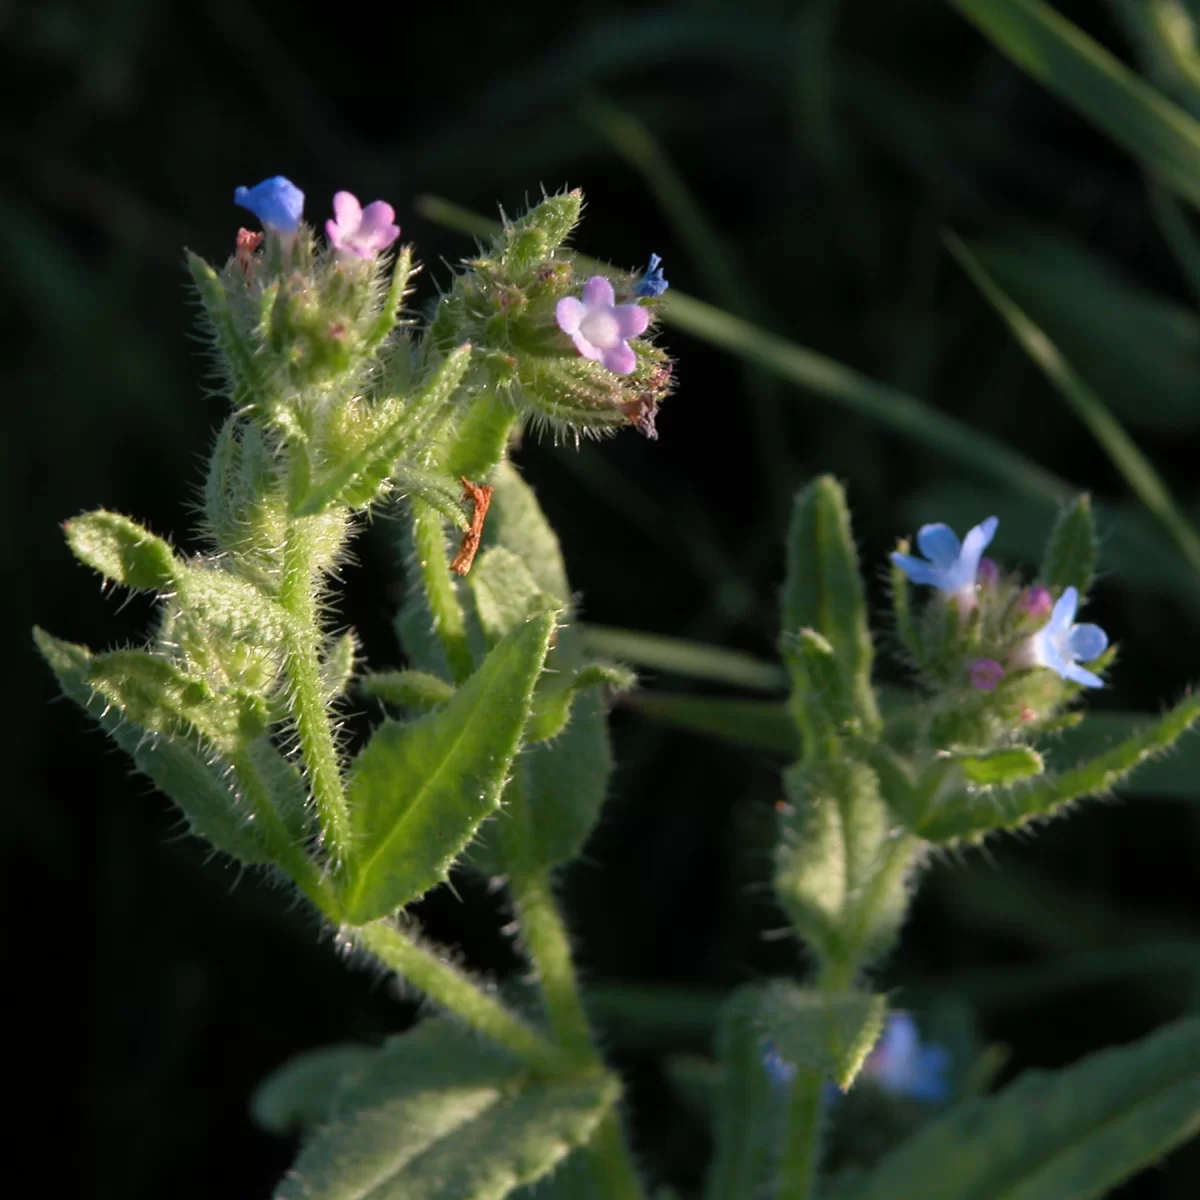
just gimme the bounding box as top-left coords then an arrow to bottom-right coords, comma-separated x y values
571,331 -> 602,361
332,190 -> 362,231
1051,586 -> 1080,631
1068,623 -> 1108,662
556,296 -> 586,335
613,303 -> 650,338
915,523 -> 961,569
600,341 -> 636,374
582,275 -> 615,308
359,199 -> 395,234
1063,662 -> 1105,689
890,552 -> 945,588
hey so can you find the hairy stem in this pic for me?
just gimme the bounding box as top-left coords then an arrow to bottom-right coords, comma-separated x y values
501,780 -> 648,1199
280,517 -> 352,863
775,1070 -> 825,1200
411,500 -> 474,683
230,749 -> 333,911
353,920 -> 570,1075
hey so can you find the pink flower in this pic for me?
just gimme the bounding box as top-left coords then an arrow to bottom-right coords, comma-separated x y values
325,191 -> 400,258
968,658 -> 1005,691
556,276 -> 649,375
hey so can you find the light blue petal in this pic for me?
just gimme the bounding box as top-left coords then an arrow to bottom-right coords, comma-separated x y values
916,523 -> 961,569
1068,623 -> 1108,662
1064,662 -> 1105,688
1036,628 -> 1070,678
1050,586 -> 1079,633
891,552 -> 946,588
948,515 -> 999,592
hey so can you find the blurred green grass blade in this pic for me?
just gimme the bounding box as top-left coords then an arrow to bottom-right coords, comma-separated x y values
945,0 -> 1200,209
627,693 -> 798,755
948,234 -> 1200,577
417,197 -> 1071,507
966,235 -> 1200,432
580,625 -> 786,692
1147,176 -> 1200,306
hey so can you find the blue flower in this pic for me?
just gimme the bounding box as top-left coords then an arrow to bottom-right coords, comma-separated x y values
634,253 -> 669,297
891,517 -> 999,596
863,1013 -> 950,1103
234,176 -> 305,234
761,1038 -> 797,1091
1025,586 -> 1108,688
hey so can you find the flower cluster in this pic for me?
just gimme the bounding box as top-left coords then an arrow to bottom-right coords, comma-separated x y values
234,175 -> 400,259
892,516 -> 1109,692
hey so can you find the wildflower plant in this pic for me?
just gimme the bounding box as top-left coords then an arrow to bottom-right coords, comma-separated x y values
35,177 -> 1200,1200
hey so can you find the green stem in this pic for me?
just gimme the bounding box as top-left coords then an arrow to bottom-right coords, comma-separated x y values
411,500 -> 474,683
500,781 -> 647,1199
230,748 -> 335,912
775,1070 -> 825,1200
280,517 -> 352,863
353,920 -> 570,1075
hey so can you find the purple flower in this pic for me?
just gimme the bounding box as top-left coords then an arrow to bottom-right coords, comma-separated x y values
968,658 -> 1005,691
891,517 -> 999,597
978,557 -> 999,588
634,253 -> 669,297
863,1013 -> 950,1103
1023,586 -> 1108,688
1019,585 -> 1054,623
234,176 -> 305,234
556,276 -> 650,375
326,191 -> 400,258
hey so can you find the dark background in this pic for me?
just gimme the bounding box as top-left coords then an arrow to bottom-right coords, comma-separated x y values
6,0 -> 1200,1195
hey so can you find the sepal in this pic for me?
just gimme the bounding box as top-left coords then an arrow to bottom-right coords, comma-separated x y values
1041,493 -> 1097,595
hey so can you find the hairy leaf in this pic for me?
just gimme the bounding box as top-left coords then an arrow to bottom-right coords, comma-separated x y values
338,613 -> 555,922
830,1015 -> 1200,1199
275,1019 -> 617,1200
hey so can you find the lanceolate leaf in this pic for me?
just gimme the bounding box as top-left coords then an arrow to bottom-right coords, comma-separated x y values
338,613 -> 555,923
252,1043 -> 378,1136
915,692 -> 1200,841
829,1015 -> 1200,1200
34,628 -> 271,864
275,1020 -> 617,1200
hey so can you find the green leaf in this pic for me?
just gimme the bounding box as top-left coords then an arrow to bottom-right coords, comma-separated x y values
1049,710 -> 1200,798
339,613 -> 555,923
275,1019 -> 617,1200
774,760 -> 916,967
469,546 -> 559,645
1040,494 -> 1098,595
915,692 -> 1200,841
948,235 -> 1200,578
320,631 -> 358,702
757,981 -> 887,1090
64,509 -> 179,591
952,746 -> 1045,788
468,465 -> 615,873
34,628 -> 271,864
945,0 -> 1200,208
782,478 -> 879,741
252,1043 -> 378,1136
440,395 -> 518,483
389,465 -> 472,531
524,661 -> 636,744
627,693 -> 798,756
292,345 -> 473,516
361,669 -> 457,711
830,1015 -> 1200,1200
